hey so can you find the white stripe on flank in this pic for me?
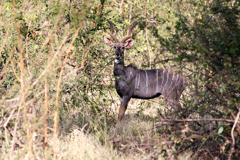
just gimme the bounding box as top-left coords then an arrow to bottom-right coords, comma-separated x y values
145,70 -> 148,93
163,69 -> 170,94
135,72 -> 138,89
160,69 -> 165,92
167,71 -> 175,91
130,71 -> 133,77
137,71 -> 141,89
175,74 -> 179,87
175,74 -> 179,88
156,69 -> 158,92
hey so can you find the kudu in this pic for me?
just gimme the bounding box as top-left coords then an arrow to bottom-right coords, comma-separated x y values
104,20 -> 185,123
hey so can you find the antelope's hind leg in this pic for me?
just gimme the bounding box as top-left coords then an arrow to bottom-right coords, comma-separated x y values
167,88 -> 183,111
117,96 -> 131,123
167,87 -> 187,118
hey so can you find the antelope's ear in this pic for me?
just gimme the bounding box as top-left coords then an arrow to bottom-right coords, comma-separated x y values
104,36 -> 114,47
124,39 -> 134,48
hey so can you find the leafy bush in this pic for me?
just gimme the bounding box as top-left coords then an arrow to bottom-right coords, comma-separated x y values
0,0 -> 239,159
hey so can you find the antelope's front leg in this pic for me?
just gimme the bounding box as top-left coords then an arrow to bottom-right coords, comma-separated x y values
117,96 -> 131,123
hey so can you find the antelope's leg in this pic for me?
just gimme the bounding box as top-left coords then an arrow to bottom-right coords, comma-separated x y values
117,96 -> 131,123
166,87 -> 183,111
169,102 -> 182,111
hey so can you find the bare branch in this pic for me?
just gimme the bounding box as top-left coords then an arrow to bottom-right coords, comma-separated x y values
155,118 -> 240,126
35,24 -> 53,31
229,109 -> 240,160
35,20 -> 70,31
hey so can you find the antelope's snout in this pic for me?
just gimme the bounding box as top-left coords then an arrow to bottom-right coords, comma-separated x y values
115,52 -> 120,58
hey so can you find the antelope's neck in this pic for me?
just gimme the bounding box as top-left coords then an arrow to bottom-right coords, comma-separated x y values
114,58 -> 124,65
114,61 -> 125,76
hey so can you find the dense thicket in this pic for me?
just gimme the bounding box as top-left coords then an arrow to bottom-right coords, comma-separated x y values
0,0 -> 239,159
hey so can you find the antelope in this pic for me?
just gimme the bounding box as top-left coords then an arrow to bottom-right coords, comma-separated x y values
104,20 -> 186,123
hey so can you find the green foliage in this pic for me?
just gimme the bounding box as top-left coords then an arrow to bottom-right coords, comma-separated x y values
154,1 -> 240,158
1,0 -> 240,159
160,0 -> 240,112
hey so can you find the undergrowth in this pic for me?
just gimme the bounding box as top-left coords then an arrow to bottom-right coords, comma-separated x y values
1,0 -> 240,159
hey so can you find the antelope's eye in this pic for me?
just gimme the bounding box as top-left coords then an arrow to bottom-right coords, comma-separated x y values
122,47 -> 125,49
113,46 -> 116,49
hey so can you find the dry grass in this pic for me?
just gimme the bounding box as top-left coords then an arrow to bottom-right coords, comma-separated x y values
1,0 -> 239,159
58,127 -> 146,160
0,110 -> 158,160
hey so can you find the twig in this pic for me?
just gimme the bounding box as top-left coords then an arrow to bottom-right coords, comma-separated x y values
10,104 -> 21,157
144,0 -> 151,69
128,4 -> 132,22
143,147 -> 161,160
36,24 -> 53,31
0,56 -> 10,82
44,78 -> 48,160
3,108 -> 16,128
10,57 -> 21,82
228,109 -> 240,160
35,20 -> 69,31
119,0 -> 124,15
14,0 -> 33,156
100,76 -> 117,113
0,32 -> 8,58
231,112 -> 240,135
53,25 -> 81,160
31,31 -> 70,87
155,118 -> 239,125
